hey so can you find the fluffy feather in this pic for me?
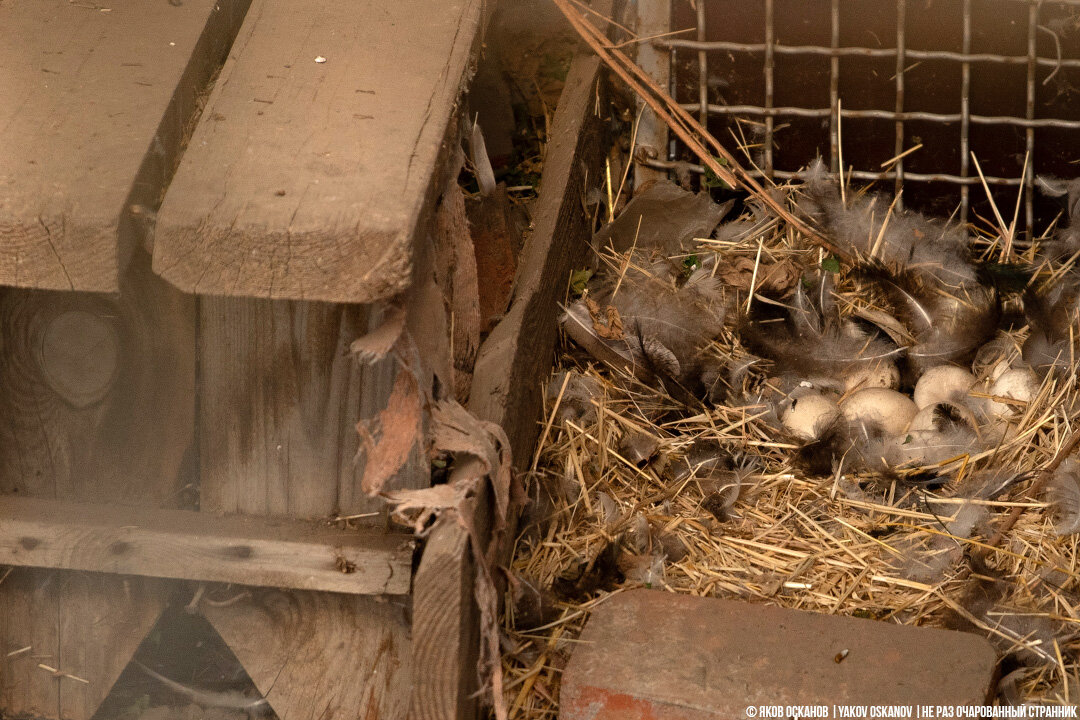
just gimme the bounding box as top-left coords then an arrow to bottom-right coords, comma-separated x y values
740,272 -> 902,391
1046,458 -> 1080,535
800,159 -> 979,287
596,260 -> 727,369
1036,175 -> 1080,261
799,161 -> 999,374
1022,275 -> 1080,378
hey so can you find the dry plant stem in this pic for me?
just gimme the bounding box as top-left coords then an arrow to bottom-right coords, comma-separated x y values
979,420 -> 1080,558
550,0 -> 844,259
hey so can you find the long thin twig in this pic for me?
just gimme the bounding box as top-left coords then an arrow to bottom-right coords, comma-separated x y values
550,0 -> 843,259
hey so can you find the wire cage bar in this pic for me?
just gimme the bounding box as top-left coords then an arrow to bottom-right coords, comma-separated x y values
652,0 -> 1080,238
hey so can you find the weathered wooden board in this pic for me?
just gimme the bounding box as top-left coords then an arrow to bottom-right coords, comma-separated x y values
408,514 -> 480,720
0,254 -> 193,720
197,297 -> 428,521
469,54 -> 609,470
0,0 -> 250,292
0,569 -> 59,718
410,32 -> 611,720
0,257 -> 195,505
204,589 -> 413,720
0,496 -> 413,595
0,569 -> 163,720
153,0 -> 485,303
633,0 -> 671,188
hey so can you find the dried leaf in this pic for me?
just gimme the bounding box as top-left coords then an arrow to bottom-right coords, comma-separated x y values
586,297 -> 624,340
719,256 -> 800,296
569,268 -> 593,296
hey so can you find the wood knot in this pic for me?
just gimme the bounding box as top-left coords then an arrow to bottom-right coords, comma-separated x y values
38,309 -> 120,408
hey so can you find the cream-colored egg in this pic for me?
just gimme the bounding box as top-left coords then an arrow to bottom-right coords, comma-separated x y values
781,392 -> 839,441
842,361 -> 900,393
912,365 -> 976,409
986,367 -> 1040,418
840,387 -> 918,435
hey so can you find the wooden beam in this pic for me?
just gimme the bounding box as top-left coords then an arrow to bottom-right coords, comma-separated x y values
409,513 -> 480,720
197,298 -> 425,521
410,26 -> 612,719
469,45 -> 610,470
0,252 -> 195,720
205,589 -> 414,719
633,0 -> 671,188
0,0 -> 251,292
0,496 -> 413,596
153,0 -> 485,303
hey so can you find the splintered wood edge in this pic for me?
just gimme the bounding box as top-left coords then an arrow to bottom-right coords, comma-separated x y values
0,496 -> 413,596
409,26 -> 612,720
469,54 -> 610,468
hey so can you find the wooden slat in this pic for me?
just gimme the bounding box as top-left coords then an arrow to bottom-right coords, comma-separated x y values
197,298 -> 417,521
153,0 -> 484,303
469,52 -> 609,471
0,496 -> 413,595
204,590 -> 413,720
410,32 -> 611,720
0,253 -> 194,720
0,0 -> 250,291
409,513 -> 479,720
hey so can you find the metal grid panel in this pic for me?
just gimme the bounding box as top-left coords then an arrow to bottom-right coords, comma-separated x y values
653,0 -> 1080,236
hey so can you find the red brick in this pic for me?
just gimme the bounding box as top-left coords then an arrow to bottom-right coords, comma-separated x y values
560,589 -> 997,720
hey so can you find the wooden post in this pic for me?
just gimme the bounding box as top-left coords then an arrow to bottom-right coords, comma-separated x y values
410,34 -> 611,720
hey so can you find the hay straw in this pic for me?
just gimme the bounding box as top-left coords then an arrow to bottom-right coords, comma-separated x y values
504,198 -> 1080,717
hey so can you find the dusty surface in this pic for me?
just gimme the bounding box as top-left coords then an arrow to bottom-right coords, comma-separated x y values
561,590 -> 997,719
153,0 -> 484,302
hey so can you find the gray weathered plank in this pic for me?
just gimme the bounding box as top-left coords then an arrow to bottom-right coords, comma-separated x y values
410,32 -> 610,720
0,254 -> 194,720
0,495 -> 414,595
0,0 -> 250,291
205,589 -> 414,720
198,298 -> 406,521
469,54 -> 609,469
153,0 -> 484,303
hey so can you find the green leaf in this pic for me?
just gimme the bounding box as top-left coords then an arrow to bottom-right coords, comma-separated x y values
702,156 -> 732,189
569,268 -> 593,296
820,256 -> 841,273
682,254 -> 701,273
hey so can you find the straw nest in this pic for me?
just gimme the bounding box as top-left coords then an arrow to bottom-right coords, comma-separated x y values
502,179 -> 1080,716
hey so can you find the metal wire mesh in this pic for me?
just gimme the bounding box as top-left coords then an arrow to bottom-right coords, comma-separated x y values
651,0 -> 1080,237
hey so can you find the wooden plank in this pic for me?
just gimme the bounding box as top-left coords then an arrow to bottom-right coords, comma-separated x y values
0,256 -> 196,505
0,570 -> 158,720
633,0 -> 671,188
0,496 -> 413,596
0,0 -> 251,292
204,590 -> 413,720
408,514 -> 479,720
198,297 -> 429,520
57,573 -> 168,720
0,253 -> 194,720
153,0 -> 485,303
198,294 -> 438,717
469,53 -> 609,469
409,33 -> 611,720
0,569 -> 60,719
